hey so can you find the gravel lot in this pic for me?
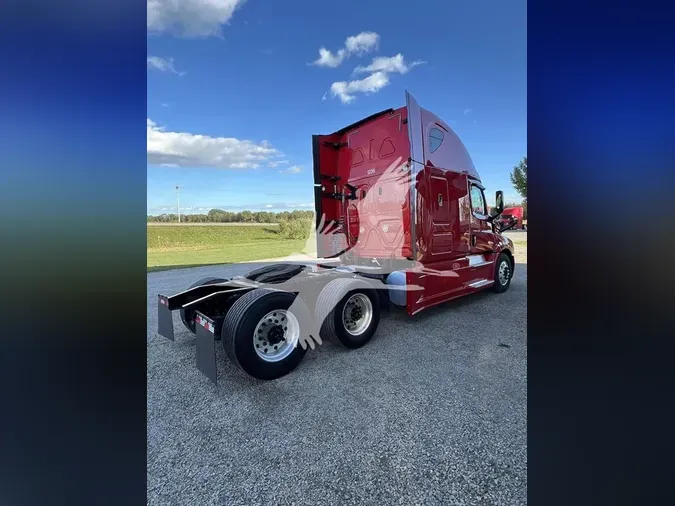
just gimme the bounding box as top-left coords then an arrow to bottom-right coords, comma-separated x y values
147,249 -> 527,505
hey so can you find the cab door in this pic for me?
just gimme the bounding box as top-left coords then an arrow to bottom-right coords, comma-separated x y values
466,180 -> 496,283
468,180 -> 492,252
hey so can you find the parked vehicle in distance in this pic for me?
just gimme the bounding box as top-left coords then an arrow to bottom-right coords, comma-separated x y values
156,92 -> 516,383
496,206 -> 526,230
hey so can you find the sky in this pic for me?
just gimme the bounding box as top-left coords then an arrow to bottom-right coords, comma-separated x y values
147,0 -> 527,215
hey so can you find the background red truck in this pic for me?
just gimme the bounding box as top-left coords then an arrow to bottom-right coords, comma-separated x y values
496,206 -> 525,230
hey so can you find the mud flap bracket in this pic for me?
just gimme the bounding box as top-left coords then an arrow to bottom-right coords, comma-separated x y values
194,311 -> 221,384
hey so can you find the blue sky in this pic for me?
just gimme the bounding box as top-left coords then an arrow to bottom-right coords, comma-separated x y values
147,0 -> 526,214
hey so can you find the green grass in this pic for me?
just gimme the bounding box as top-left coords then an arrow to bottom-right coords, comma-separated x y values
147,225 -> 307,271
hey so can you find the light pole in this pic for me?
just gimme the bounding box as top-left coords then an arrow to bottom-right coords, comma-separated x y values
176,185 -> 181,223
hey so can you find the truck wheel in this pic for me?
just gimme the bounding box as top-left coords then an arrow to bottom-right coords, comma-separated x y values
316,278 -> 380,349
221,288 -> 311,380
493,253 -> 513,293
180,277 -> 228,334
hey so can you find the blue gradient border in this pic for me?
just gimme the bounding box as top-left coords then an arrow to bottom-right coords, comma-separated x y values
529,1 -> 675,505
1,1 -> 674,505
0,3 -> 147,506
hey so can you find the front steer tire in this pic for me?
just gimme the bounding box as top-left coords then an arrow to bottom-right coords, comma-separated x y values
493,253 -> 513,293
316,278 -> 381,349
221,288 -> 311,380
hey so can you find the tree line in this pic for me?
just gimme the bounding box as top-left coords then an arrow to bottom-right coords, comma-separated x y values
147,209 -> 315,223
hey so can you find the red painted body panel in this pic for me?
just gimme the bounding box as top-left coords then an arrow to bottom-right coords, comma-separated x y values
312,94 -> 515,317
314,108 -> 412,260
404,170 -> 507,315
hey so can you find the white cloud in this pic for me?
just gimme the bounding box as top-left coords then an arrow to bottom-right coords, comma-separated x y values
464,108 -> 472,115
344,32 -> 380,55
321,92 -> 328,101
315,33 -> 425,104
328,52 -> 425,104
278,165 -> 303,174
313,48 -> 347,68
330,71 -> 390,104
147,118 -> 282,169
147,0 -> 247,37
267,160 -> 290,168
353,54 -> 425,75
147,56 -> 185,75
311,31 -> 379,68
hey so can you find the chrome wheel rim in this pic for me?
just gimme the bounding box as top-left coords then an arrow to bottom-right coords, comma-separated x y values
341,293 -> 373,336
498,260 -> 510,285
253,310 -> 300,362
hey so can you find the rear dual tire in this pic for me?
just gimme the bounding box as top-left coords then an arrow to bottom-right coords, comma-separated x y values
315,278 -> 381,349
221,288 -> 312,380
220,278 -> 383,380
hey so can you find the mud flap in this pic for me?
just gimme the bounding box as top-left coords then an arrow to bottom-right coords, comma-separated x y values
157,294 -> 175,341
194,311 -> 220,384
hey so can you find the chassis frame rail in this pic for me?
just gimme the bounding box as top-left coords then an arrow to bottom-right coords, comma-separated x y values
157,281 -> 253,341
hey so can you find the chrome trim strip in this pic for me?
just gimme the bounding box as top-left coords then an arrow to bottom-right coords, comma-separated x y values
469,261 -> 493,268
468,279 -> 493,289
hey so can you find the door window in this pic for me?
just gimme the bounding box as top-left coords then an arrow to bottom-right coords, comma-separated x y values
470,184 -> 486,217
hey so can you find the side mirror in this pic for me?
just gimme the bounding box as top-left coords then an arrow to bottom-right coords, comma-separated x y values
494,191 -> 504,215
489,190 -> 505,220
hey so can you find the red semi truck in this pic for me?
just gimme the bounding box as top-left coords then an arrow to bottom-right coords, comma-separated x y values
496,206 -> 526,230
156,92 -> 515,382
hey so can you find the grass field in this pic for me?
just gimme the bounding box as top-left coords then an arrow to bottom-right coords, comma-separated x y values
504,232 -> 528,264
147,222 -> 279,227
148,225 -> 528,272
147,225 -> 307,271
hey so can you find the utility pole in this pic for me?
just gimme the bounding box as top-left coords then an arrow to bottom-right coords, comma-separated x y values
176,185 -> 181,223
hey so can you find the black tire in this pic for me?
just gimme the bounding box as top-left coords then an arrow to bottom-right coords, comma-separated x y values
493,253 -> 513,293
180,277 -> 228,333
316,278 -> 381,349
221,288 -> 311,380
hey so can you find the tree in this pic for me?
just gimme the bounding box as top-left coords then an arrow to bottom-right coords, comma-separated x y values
509,156 -> 527,200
